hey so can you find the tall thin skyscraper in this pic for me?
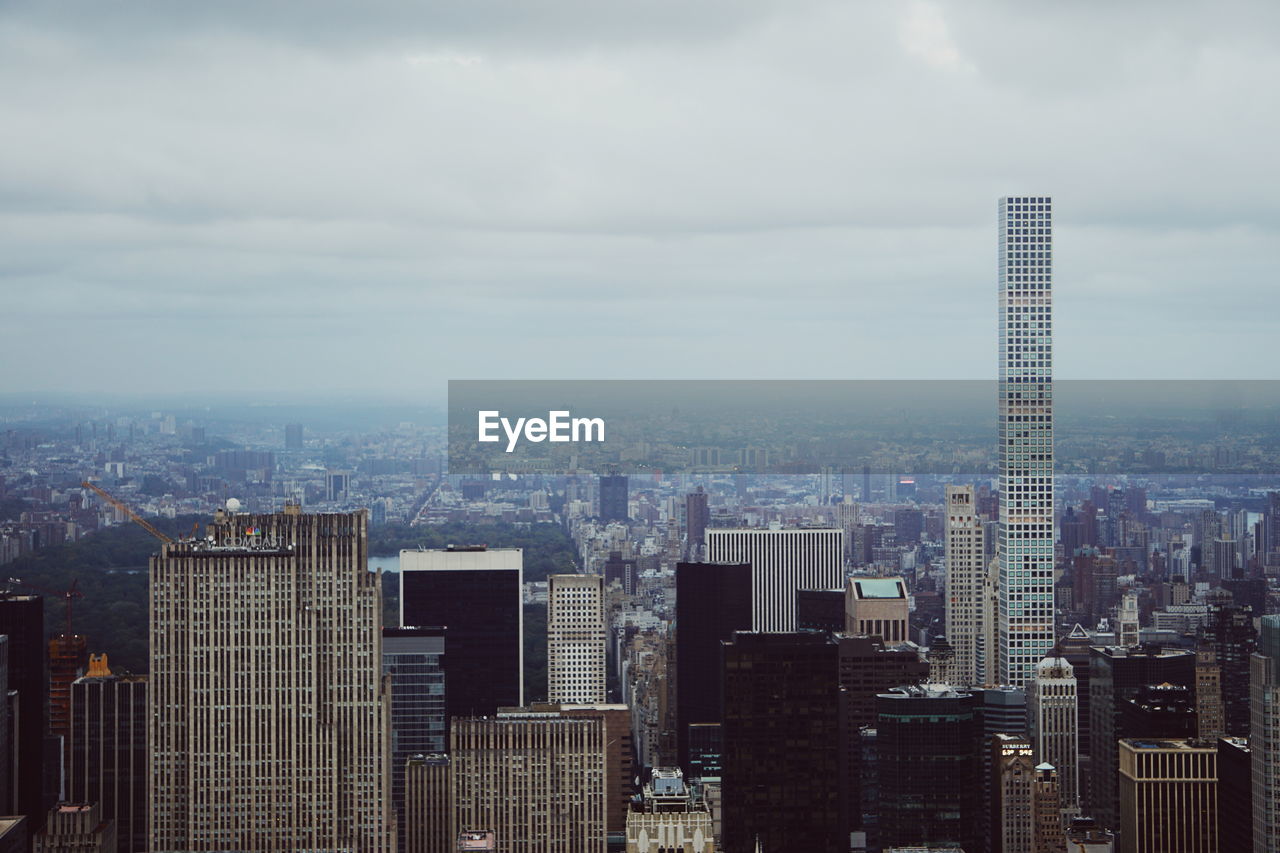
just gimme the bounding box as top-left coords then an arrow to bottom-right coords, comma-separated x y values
945,485 -> 987,686
400,546 -> 524,719
705,528 -> 843,632
684,487 -> 709,561
150,509 -> 391,852
547,574 -> 607,704
997,195 -> 1056,687
599,474 -> 629,522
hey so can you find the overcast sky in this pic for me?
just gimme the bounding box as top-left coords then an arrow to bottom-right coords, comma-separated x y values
2,0 -> 1277,401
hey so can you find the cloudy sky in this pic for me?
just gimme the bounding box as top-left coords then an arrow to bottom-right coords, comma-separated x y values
2,0 -> 1277,401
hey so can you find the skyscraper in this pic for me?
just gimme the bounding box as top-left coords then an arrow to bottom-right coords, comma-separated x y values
845,577 -> 910,644
945,485 -> 987,686
284,422 -> 304,450
400,546 -> 523,720
404,754 -> 452,853
876,684 -> 978,852
547,574 -> 607,704
450,710 -> 605,853
674,562 -> 752,771
1028,656 -> 1079,813
704,528 -> 843,632
149,509 -> 391,852
1199,604 -> 1258,736
992,733 -> 1035,853
1251,614 -> 1280,852
684,487 -> 709,561
383,627 -> 447,853
997,195 -> 1056,688
0,593 -> 47,832
68,656 -> 146,853
599,474 -> 629,522
720,632 -> 843,853
1118,739 -> 1217,853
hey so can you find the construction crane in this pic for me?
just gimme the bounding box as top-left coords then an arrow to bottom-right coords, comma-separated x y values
81,480 -> 174,545
7,577 -> 83,637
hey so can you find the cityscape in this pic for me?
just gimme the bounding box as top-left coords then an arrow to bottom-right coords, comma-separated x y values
0,196 -> 1275,852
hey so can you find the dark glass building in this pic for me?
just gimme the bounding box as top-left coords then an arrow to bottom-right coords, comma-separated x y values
1087,645 -> 1195,829
795,588 -> 845,634
0,593 -> 47,831
674,561 -> 751,771
599,474 -> 629,522
721,632 -> 843,853
1218,736 -> 1252,853
876,685 -> 978,852
383,626 -> 446,853
400,547 -> 522,721
1198,604 -> 1258,736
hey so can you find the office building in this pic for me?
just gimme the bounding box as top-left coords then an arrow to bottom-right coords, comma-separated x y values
325,468 -> 352,502
68,656 -> 146,853
404,754 -> 451,853
548,574 -> 607,704
603,551 -> 637,596
1194,648 -> 1225,741
1199,605 -> 1257,736
705,528 -> 843,632
977,686 -> 1028,853
845,577 -> 910,644
674,562 -> 752,770
150,509 -> 391,852
451,710 -> 605,853
553,704 -> 636,842
401,546 -> 523,719
0,593 -> 47,831
945,485 -> 988,686
33,803 -> 115,853
996,195 -> 1056,687
1118,739 -> 1216,853
600,474 -> 629,522
993,733 -> 1035,853
384,627 -> 447,853
876,684 -> 978,852
1251,614 -> 1280,852
721,632 -> 842,853
624,768 -> 714,853
1028,656 -> 1079,812
796,588 -> 845,634
1218,737 -> 1251,853
1088,645 -> 1195,830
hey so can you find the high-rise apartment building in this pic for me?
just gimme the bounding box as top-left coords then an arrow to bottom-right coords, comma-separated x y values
1200,604 -> 1257,736
1118,739 -> 1217,853
400,546 -> 523,719
150,509 -> 391,852
0,593 -> 47,832
945,485 -> 987,686
451,710 -> 605,853
48,633 -> 87,780
68,656 -> 146,853
384,627 -> 447,853
705,528 -> 843,632
548,574 -> 607,704
674,562 -> 752,771
1028,656 -> 1079,813
997,195 -> 1056,687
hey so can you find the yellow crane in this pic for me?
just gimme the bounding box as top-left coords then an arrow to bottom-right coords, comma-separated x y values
81,480 -> 175,545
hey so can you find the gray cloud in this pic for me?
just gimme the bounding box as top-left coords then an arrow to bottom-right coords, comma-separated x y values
1,0 -> 1277,399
